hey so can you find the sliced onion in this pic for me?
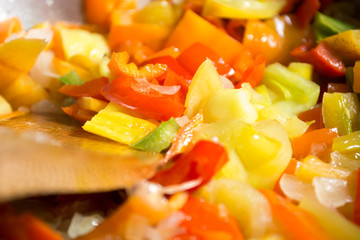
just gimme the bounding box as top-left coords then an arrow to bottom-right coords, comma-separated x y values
162,179 -> 202,195
313,177 -> 352,209
131,181 -> 168,209
279,174 -> 315,202
150,211 -> 187,240
175,115 -> 189,127
30,51 -> 60,88
135,78 -> 180,95
67,212 -> 104,239
330,151 -> 360,172
220,76 -> 234,89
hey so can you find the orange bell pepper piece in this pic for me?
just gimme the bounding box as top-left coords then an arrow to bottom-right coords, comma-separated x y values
62,102 -> 96,123
0,17 -> 22,44
260,189 -> 332,240
58,77 -> 109,100
108,51 -> 168,79
243,19 -> 284,64
235,55 -> 266,88
291,128 -> 338,160
165,10 -> 244,65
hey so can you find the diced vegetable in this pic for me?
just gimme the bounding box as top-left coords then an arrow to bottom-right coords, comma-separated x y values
288,62 -> 313,80
83,102 -> 157,145
296,0 -> 320,28
197,179 -> 272,238
332,130 -> 360,160
58,77 -> 108,100
314,12 -> 356,41
299,197 -> 360,240
322,92 -> 360,136
354,168 -> 360,226
132,118 -> 180,152
262,63 -> 320,116
59,70 -> 85,86
202,0 -> 286,19
184,59 -> 223,119
0,95 -> 12,115
353,61 -> 360,93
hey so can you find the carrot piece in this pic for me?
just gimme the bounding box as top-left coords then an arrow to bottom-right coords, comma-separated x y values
260,189 -> 332,240
108,52 -> 168,79
273,158 -> 299,196
165,10 -> 244,65
296,0 -> 320,28
354,168 -> 360,226
291,128 -> 338,160
0,17 -> 22,44
0,208 -> 62,240
164,112 -> 203,163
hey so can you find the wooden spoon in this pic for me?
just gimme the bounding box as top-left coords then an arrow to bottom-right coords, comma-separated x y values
0,113 -> 162,203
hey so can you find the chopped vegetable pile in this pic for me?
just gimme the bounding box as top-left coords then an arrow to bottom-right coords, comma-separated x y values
1,0 -> 360,239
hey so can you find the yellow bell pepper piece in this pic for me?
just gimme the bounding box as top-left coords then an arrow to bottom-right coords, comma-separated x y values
77,97 -> 108,113
83,102 -> 157,145
0,95 -> 12,115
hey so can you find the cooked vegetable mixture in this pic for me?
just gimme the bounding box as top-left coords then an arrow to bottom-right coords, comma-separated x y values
0,0 -> 360,239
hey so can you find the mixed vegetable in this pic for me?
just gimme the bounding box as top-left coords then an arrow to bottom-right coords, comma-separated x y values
1,0 -> 360,239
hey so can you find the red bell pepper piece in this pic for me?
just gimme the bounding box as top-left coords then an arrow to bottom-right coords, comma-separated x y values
297,105 -> 325,132
291,42 -> 346,77
177,42 -> 235,77
354,168 -> 360,226
260,189 -> 332,240
296,0 -> 320,28
58,77 -> 109,101
146,55 -> 192,86
291,128 -> 339,160
235,55 -> 266,88
173,197 -> 244,240
151,140 -> 228,189
0,206 -> 62,240
101,76 -> 185,121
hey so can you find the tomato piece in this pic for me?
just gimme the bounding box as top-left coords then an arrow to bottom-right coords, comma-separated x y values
58,77 -> 109,100
291,42 -> 346,77
260,189 -> 332,240
173,197 -> 244,240
291,128 -> 339,160
177,42 -> 234,77
101,76 -> 185,121
151,140 -> 228,189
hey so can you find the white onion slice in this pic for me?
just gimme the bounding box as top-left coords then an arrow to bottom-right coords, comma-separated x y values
279,174 -> 315,202
134,78 -> 180,95
220,76 -> 235,89
313,177 -> 352,209
162,178 -> 202,195
30,51 -> 60,88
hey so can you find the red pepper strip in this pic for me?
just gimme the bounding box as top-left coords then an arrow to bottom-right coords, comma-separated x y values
146,55 -> 192,85
296,0 -> 320,28
151,140 -> 228,189
235,55 -> 266,88
173,197 -> 244,240
164,112 -> 204,163
291,128 -> 338,160
226,19 -> 246,42
101,76 -> 185,121
0,206 -> 62,240
62,102 -> 95,123
58,77 -> 109,101
177,42 -> 235,77
273,158 -> 299,196
163,70 -> 187,104
260,189 -> 332,240
108,51 -> 167,79
354,168 -> 360,226
291,42 -> 346,77
297,105 -> 325,132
